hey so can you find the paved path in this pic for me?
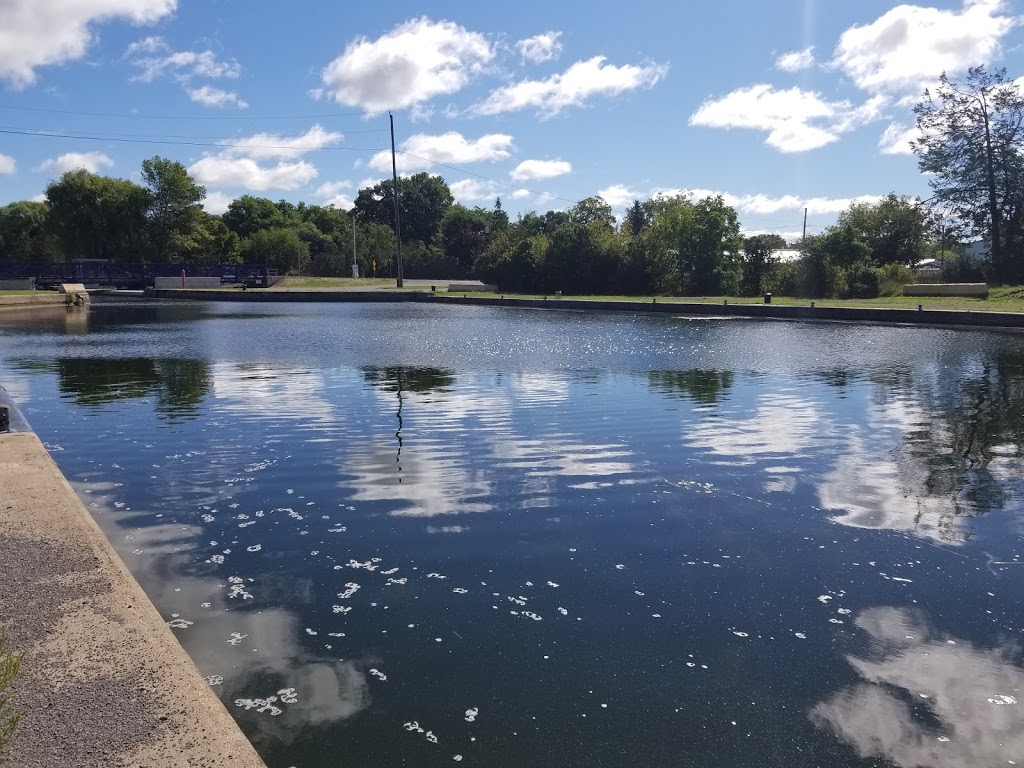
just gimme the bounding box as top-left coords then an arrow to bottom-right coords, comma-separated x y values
0,391 -> 266,768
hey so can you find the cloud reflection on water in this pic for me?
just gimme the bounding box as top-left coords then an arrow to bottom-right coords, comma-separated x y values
811,607 -> 1024,767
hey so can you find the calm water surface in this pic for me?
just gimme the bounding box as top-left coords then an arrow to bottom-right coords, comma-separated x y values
2,300 -> 1024,767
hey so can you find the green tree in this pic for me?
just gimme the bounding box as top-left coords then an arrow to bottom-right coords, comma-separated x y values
648,194 -> 742,295
222,195 -> 286,239
440,204 -> 489,275
837,193 -> 929,266
626,199 -> 649,237
240,227 -> 310,273
0,201 -> 60,262
741,234 -> 782,295
913,67 -> 1024,280
45,170 -> 150,261
140,156 -> 205,262
354,172 -> 454,245
186,213 -> 240,263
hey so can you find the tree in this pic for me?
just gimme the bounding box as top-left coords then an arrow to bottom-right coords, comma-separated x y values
222,195 -> 286,239
354,172 -> 453,245
648,194 -> 742,295
626,199 -> 649,237
741,234 -> 782,295
440,205 -> 489,275
141,156 -> 205,262
0,201 -> 59,262
913,67 -> 1024,281
837,194 -> 929,267
45,170 -> 150,261
240,227 -> 310,273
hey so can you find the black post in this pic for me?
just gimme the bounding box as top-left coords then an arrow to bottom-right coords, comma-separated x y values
390,112 -> 404,288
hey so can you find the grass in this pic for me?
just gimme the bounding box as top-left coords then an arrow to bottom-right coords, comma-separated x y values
441,287 -> 1024,313
269,276 -> 396,290
0,631 -> 20,753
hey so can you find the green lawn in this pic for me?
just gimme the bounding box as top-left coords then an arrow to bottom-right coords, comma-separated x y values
269,276 -> 396,289
0,290 -> 43,296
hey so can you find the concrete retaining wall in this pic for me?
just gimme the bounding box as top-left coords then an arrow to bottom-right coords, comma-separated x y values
153,276 -> 223,289
143,288 -> 1024,329
0,278 -> 34,290
0,293 -> 65,311
904,283 -> 989,297
0,387 -> 266,768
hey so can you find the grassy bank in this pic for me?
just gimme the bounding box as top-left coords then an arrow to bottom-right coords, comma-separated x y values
269,276 -> 395,289
0,291 -> 41,296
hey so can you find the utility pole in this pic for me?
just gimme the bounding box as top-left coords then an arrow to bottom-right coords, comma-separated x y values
802,207 -> 808,242
351,210 -> 359,278
389,112 -> 403,288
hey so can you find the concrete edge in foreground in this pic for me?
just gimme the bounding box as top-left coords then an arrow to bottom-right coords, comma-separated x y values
143,288 -> 1024,329
0,389 -> 266,768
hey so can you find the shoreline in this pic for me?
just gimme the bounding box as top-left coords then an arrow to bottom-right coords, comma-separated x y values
0,388 -> 266,768
141,288 -> 1024,330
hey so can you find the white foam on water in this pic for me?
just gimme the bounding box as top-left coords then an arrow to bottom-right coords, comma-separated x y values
204,675 -> 223,686
988,695 -> 1018,705
369,668 -> 388,682
464,707 -> 478,722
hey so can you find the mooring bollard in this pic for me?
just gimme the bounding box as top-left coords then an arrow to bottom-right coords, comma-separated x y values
810,301 -> 815,308
918,304 -> 923,311
764,293 -> 772,304
0,404 -> 9,433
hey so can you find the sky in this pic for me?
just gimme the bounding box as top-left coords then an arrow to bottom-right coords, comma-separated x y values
0,0 -> 1021,241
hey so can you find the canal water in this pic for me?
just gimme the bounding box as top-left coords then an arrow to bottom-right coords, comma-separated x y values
1,300 -> 1023,768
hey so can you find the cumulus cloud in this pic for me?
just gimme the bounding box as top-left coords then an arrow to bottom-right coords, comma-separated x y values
187,85 -> 247,109
368,131 -> 513,173
510,188 -> 531,200
320,17 -> 494,113
516,31 -> 563,64
188,157 -> 317,191
37,151 -> 114,175
831,0 -> 1018,96
450,178 -> 503,204
878,122 -> 921,155
126,36 -> 241,82
473,56 -> 668,117
510,159 -> 572,181
689,84 -> 882,153
642,185 -> 883,215
0,155 -> 15,175
201,190 -> 234,215
314,180 -> 354,209
596,184 -> 638,210
776,46 -> 815,72
219,124 -> 342,160
0,0 -> 176,88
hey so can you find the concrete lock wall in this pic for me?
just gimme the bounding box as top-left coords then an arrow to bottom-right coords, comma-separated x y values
153,276 -> 223,289
0,278 -> 35,291
904,283 -> 989,297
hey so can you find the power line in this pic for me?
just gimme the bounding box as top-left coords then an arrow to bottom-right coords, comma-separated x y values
0,125 -> 388,140
0,104 -> 367,120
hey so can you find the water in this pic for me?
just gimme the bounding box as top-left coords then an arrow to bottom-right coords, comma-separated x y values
2,300 -> 1023,767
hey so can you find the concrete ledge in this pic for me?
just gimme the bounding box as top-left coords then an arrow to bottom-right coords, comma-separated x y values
0,278 -> 34,291
0,293 -> 65,311
143,288 -> 1024,329
154,276 -> 222,289
0,394 -> 266,767
904,283 -> 989,297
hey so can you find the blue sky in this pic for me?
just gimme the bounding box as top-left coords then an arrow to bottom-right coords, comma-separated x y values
0,0 -> 1021,240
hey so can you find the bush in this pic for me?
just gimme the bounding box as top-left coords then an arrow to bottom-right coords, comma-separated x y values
0,631 -> 21,752
843,261 -> 880,298
877,263 -> 915,296
763,261 -> 798,296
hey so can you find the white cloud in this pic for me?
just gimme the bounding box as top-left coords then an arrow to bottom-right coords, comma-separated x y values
187,85 -> 247,109
30,193 -> 46,203
516,31 -> 563,64
126,36 -> 241,82
473,56 -> 668,117
0,0 -> 176,88
510,188 -> 531,200
202,190 -> 234,215
689,84 -> 881,153
369,131 -> 513,173
648,186 -> 882,216
597,184 -> 638,210
878,122 -> 921,155
450,179 -> 503,204
187,156 -> 317,191
314,180 -> 354,209
320,17 -> 494,113
510,159 -> 572,182
776,46 -> 815,72
831,0 -> 1018,96
37,151 -> 114,175
0,155 -> 15,175
220,124 -> 342,160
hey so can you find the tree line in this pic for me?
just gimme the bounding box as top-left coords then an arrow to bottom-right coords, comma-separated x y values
1,66 -> 1019,296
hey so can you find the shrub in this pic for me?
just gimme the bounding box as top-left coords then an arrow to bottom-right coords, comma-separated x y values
877,263 -> 915,296
843,261 -> 880,298
0,631 -> 21,752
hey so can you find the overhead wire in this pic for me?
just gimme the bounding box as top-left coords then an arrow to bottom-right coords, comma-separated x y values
0,104 -> 367,120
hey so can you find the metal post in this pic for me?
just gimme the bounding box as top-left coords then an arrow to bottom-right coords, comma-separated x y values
389,112 -> 404,288
351,210 -> 359,278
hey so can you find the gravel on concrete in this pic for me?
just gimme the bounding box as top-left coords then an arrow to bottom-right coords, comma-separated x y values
0,429 -> 267,768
